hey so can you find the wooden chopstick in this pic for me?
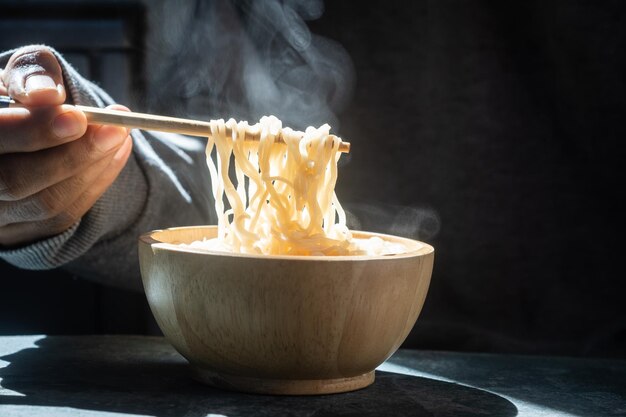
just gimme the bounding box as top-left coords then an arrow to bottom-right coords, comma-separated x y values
1,96 -> 351,153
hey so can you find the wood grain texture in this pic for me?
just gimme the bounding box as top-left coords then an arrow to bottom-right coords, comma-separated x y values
138,226 -> 434,395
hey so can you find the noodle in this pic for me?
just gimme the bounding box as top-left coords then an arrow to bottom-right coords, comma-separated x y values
203,115 -> 351,256
184,115 -> 408,256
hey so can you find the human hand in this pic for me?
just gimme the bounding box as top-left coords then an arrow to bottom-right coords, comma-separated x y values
0,46 -> 133,247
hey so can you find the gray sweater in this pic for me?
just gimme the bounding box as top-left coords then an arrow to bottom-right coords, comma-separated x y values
0,47 -> 215,291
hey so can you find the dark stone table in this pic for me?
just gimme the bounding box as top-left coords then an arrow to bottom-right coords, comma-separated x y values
0,336 -> 624,416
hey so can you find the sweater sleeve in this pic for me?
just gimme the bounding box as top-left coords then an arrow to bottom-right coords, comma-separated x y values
0,46 -> 215,291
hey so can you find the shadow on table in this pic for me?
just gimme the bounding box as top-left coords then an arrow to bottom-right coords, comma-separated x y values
0,336 -> 517,417
386,349 -> 626,417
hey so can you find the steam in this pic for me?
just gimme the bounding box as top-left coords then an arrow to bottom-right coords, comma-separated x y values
143,1 -> 439,243
345,204 -> 441,242
147,0 -> 354,131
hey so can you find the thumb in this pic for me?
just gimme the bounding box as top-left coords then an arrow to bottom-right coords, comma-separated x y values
2,45 -> 66,107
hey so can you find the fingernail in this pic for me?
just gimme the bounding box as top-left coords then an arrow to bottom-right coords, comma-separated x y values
52,112 -> 83,139
94,126 -> 126,152
25,74 -> 57,93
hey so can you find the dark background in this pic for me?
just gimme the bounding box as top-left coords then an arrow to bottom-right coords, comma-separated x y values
1,0 -> 625,358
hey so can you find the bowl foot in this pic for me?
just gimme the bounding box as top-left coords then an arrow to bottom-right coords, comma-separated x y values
192,368 -> 375,395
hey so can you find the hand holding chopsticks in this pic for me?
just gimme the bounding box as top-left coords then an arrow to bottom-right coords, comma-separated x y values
1,96 -> 351,153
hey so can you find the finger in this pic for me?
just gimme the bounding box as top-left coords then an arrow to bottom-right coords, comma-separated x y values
0,104 -> 88,154
0,71 -> 7,96
0,141 -> 120,225
107,104 -> 131,113
2,46 -> 65,106
0,136 -> 133,247
0,121 -> 128,201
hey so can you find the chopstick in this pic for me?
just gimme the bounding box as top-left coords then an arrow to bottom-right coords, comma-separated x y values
0,96 -> 351,153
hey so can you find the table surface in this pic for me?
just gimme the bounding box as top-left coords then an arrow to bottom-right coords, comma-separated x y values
0,335 -> 624,417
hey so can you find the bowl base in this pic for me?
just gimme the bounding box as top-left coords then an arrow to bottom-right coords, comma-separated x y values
192,368 -> 375,395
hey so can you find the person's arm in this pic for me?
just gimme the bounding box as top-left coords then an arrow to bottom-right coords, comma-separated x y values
0,45 -> 215,291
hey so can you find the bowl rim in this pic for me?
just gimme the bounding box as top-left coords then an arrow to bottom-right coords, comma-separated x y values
139,225 -> 434,261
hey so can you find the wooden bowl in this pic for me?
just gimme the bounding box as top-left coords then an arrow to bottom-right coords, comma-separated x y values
138,226 -> 434,395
